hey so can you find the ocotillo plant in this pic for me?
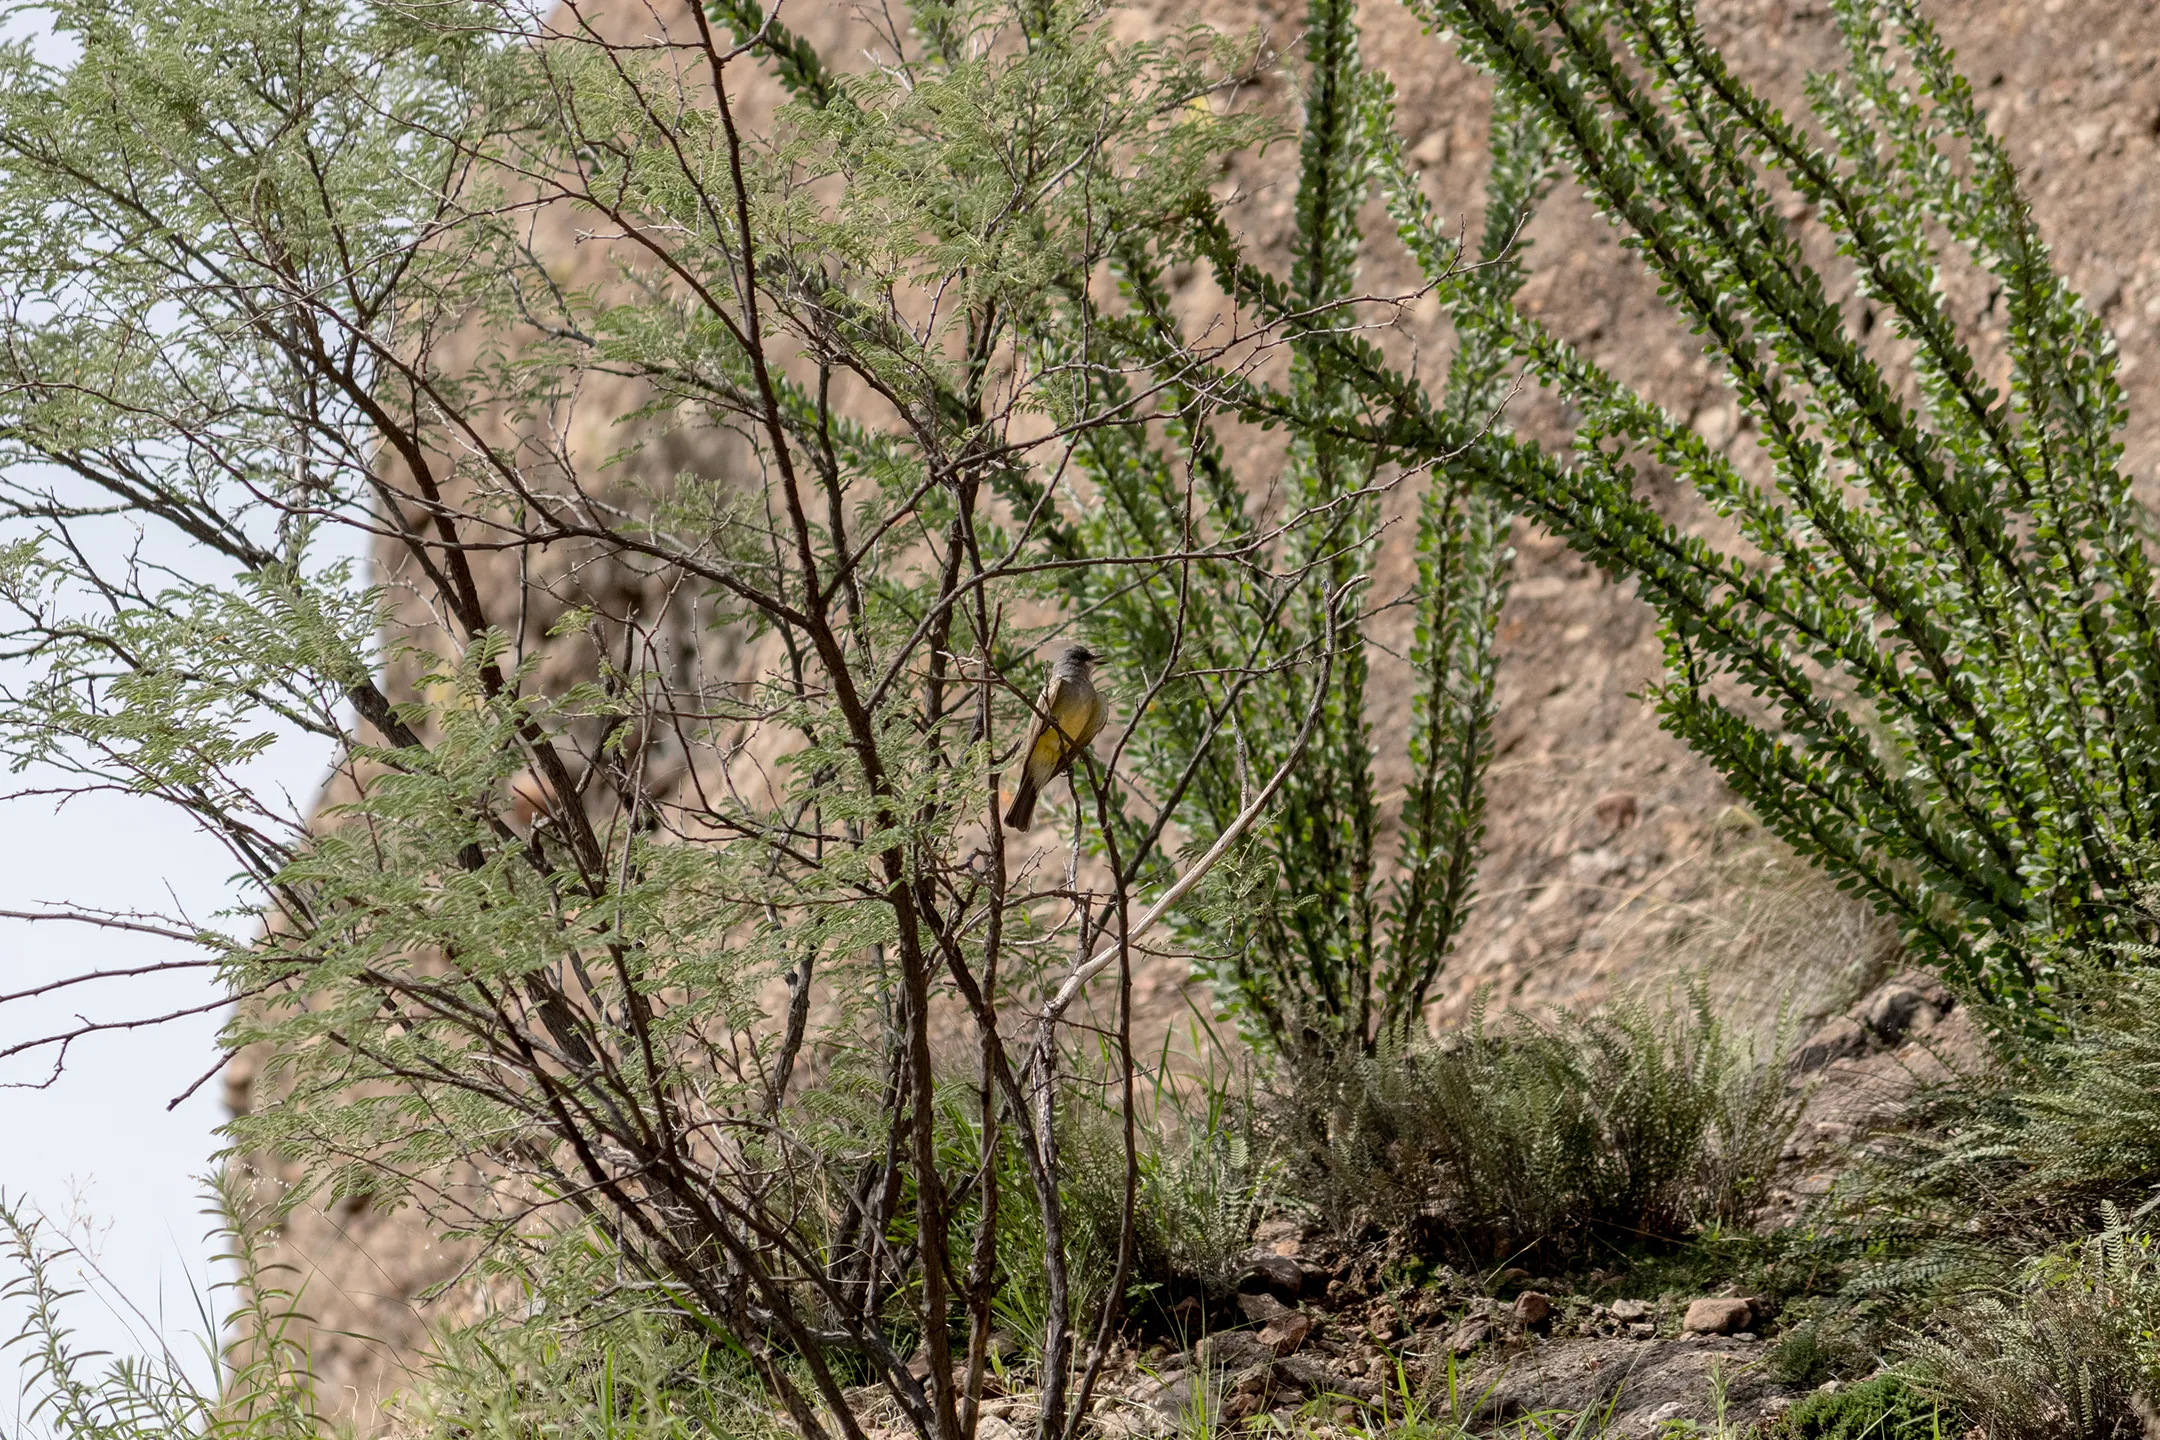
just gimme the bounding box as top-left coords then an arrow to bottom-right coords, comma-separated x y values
0,2 -> 1307,1438
1041,0 -> 1551,1060
1170,0 -> 2158,1015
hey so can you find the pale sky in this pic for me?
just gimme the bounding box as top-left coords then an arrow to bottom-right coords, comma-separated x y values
0,527 -> 353,1436
0,777 -> 284,1400
0,517 -> 352,1432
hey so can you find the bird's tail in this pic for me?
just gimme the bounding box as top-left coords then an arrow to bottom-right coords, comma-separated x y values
1003,776 -> 1039,831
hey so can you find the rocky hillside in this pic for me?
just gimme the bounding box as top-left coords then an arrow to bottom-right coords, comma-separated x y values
224,0 -> 2160,1426
833,969 -> 1989,1440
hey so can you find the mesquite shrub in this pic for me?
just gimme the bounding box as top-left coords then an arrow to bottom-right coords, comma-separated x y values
0,3 -> 1366,1439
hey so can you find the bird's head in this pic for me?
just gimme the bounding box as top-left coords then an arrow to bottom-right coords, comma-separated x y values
1057,643 -> 1098,673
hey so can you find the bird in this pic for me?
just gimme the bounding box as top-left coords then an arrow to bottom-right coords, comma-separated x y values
1002,643 -> 1106,831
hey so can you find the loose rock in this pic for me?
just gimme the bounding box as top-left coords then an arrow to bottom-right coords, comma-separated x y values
1594,790 -> 1641,833
1196,1331 -> 1274,1373
1447,1317 -> 1492,1356
1794,1015 -> 1868,1071
1459,1334 -> 1792,1432
1865,986 -> 1927,1042
1609,1298 -> 1655,1323
1681,1297 -> 1753,1335
1259,1311 -> 1315,1356
1141,1375 -> 1195,1422
1090,1410 -> 1167,1440
1239,1254 -> 1306,1302
1277,1354 -> 1378,1402
1513,1291 -> 1553,1327
1220,1386 -> 1266,1425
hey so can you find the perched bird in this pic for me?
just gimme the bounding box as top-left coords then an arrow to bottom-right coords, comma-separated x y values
1002,643 -> 1106,831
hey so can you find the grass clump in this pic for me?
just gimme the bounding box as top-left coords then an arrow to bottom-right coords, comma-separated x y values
1900,1210 -> 2160,1440
1010,1061 -> 1279,1343
1068,1101 -> 1275,1308
1830,920 -> 2160,1322
390,1299 -> 783,1440
1766,1375 -> 1941,1440
1762,1304 -> 1883,1389
1267,986 -> 1797,1267
0,1174 -> 326,1440
1857,949 -> 2160,1258
1806,924 -> 2160,1434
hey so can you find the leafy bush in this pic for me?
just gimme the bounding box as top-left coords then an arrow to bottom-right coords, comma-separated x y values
0,0 -> 1542,1426
0,0 -> 1313,1435
1267,985 -> 1797,1264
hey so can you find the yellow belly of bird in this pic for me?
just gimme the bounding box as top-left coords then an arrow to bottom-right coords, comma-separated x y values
1027,727 -> 1069,777
1027,691 -> 1102,784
